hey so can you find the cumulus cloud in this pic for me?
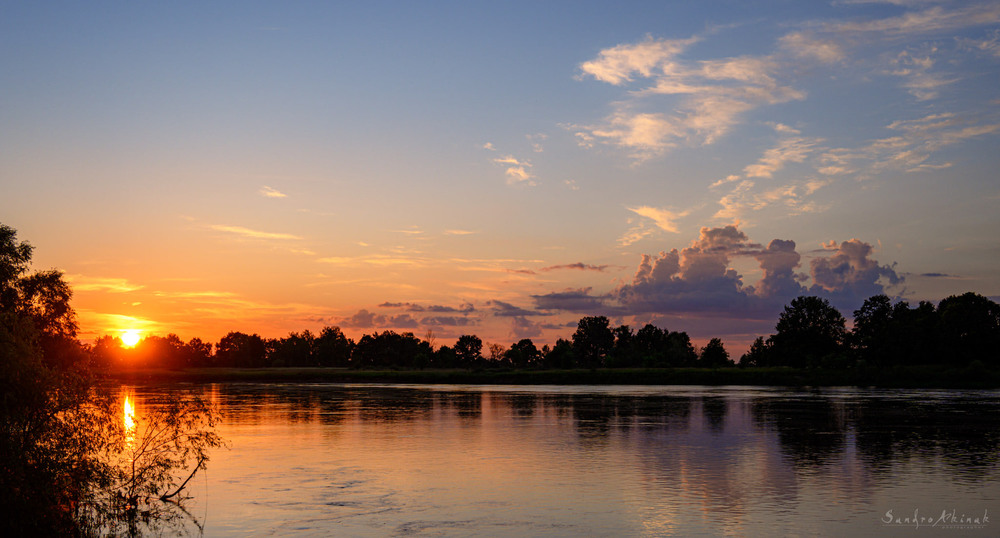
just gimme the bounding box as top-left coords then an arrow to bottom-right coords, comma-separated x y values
808,238 -> 903,307
514,224 -> 905,321
778,32 -> 845,63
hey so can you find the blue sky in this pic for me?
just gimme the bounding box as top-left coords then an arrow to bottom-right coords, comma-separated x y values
2,1 -> 998,351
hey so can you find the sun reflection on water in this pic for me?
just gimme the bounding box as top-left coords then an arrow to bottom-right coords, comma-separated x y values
123,393 -> 136,446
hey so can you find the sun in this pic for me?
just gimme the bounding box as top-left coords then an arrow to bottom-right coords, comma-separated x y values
121,330 -> 142,347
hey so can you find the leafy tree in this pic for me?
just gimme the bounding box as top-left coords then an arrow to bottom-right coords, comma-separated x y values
314,326 -> 353,367
572,316 -> 614,368
609,324 -> 635,367
0,223 -> 223,534
352,331 -> 430,368
634,324 -> 669,367
769,296 -> 847,367
699,338 -> 732,368
215,331 -> 267,367
852,294 -> 894,366
453,334 -> 484,368
664,331 -> 698,367
544,338 -> 576,369
739,336 -> 771,368
505,338 -> 540,368
938,292 -> 1000,366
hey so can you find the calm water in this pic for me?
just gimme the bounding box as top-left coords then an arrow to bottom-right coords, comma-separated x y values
128,384 -> 1000,536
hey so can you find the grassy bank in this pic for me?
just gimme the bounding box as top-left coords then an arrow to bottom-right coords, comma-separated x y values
106,364 -> 1000,389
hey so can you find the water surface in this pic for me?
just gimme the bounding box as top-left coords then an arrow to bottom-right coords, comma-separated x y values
131,384 -> 1000,536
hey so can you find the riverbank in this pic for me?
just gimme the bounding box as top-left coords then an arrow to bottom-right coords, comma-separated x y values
106,364 -> 1000,389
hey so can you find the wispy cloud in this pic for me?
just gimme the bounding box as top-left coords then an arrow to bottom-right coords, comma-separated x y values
259,185 -> 287,198
210,225 -> 302,241
66,275 -> 144,293
576,35 -> 805,159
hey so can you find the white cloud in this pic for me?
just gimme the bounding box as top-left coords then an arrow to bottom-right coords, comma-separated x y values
577,36 -> 806,158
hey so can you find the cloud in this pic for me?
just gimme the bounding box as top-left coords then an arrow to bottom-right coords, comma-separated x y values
420,316 -> 477,327
778,32 -> 845,63
487,300 -> 539,318
259,185 -> 287,198
599,224 -> 903,320
824,3 -> 1000,36
620,206 -> 690,245
576,35 -> 806,159
540,263 -> 611,273
66,275 -> 144,293
743,136 -> 822,178
808,238 -> 903,307
505,166 -> 536,185
820,113 -> 1000,178
532,288 -> 610,313
210,225 -> 302,241
444,229 -> 477,236
578,35 -> 699,85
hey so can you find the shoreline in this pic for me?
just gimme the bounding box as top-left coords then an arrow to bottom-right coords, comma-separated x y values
105,365 -> 1000,389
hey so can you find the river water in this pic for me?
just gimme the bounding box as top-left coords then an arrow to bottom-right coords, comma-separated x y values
128,383 -> 1000,536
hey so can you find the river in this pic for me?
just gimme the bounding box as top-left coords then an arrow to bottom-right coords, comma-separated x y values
126,383 -> 1000,536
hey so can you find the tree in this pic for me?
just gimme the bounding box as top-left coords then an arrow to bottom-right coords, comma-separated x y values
664,331 -> 699,367
634,324 -> 668,367
938,292 -> 1000,366
769,296 -> 847,367
739,336 -> 771,368
699,338 -> 732,368
0,223 -> 224,534
505,338 -> 540,368
572,316 -> 614,368
453,334 -> 483,368
314,326 -> 353,367
852,294 -> 894,366
215,331 -> 267,367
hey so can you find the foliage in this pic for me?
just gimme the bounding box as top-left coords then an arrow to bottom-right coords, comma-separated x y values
572,316 -> 614,368
698,338 -> 732,368
0,223 -> 224,535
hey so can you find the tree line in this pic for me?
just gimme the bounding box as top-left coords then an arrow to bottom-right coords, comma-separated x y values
94,291 -> 1000,371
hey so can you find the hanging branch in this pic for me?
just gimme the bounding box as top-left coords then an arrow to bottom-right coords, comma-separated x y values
159,455 -> 205,502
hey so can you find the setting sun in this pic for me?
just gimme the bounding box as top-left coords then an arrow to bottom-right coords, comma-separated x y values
121,330 -> 142,347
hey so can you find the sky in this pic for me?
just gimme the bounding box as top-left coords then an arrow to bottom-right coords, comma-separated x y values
2,1 -> 999,353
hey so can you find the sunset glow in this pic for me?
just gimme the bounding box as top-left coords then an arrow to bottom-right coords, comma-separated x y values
2,2 -> 998,352
120,330 -> 141,348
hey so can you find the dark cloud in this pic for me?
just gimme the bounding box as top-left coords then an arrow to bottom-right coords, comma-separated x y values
540,262 -> 612,272
508,316 -> 543,339
532,287 -> 610,313
487,300 -> 539,317
421,316 -> 477,327
918,272 -> 956,278
379,301 -> 475,313
340,309 -> 384,328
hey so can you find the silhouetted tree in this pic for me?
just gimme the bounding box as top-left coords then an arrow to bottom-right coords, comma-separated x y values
769,296 -> 847,367
852,294 -> 894,366
544,338 -> 576,369
634,324 -> 669,367
664,331 -> 699,367
215,331 -> 267,367
698,338 -> 732,368
505,338 -> 541,368
454,334 -> 483,368
739,336 -> 771,368
572,316 -> 614,368
314,326 -> 353,367
938,292 -> 1000,366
